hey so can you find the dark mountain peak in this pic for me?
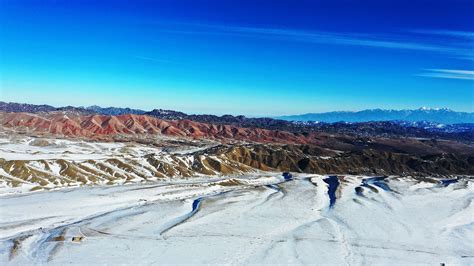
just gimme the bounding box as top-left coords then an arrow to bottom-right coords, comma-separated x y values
86,105 -> 102,110
0,101 -> 56,113
1,101 -> 145,116
85,105 -> 145,115
146,109 -> 187,120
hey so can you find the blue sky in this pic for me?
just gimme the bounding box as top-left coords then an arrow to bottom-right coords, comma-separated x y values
1,0 -> 473,115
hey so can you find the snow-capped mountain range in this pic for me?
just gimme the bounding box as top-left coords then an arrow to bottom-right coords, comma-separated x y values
278,107 -> 474,124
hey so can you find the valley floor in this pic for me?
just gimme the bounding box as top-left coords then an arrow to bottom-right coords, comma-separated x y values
1,174 -> 473,265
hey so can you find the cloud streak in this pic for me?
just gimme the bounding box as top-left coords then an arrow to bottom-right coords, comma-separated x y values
160,22 -> 473,59
147,22 -> 474,80
132,55 -> 178,64
412,30 -> 474,40
418,69 -> 474,80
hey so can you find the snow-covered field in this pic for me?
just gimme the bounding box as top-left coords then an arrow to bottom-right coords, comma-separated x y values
0,136 -> 212,161
1,174 -> 472,265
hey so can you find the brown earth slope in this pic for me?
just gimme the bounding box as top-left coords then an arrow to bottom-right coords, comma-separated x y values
0,112 -> 311,143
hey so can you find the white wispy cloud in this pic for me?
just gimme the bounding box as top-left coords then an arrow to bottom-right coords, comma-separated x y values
145,22 -> 474,80
132,55 -> 178,64
418,69 -> 474,80
413,29 -> 474,40
158,23 -> 472,58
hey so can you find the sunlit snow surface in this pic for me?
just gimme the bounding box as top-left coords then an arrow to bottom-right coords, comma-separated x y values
1,174 -> 473,265
0,136 -> 206,161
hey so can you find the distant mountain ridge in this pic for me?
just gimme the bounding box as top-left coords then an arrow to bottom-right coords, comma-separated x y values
1,102 -> 473,141
85,105 -> 146,115
0,102 -> 146,116
278,108 -> 474,124
0,102 -> 311,132
4,101 -> 473,125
